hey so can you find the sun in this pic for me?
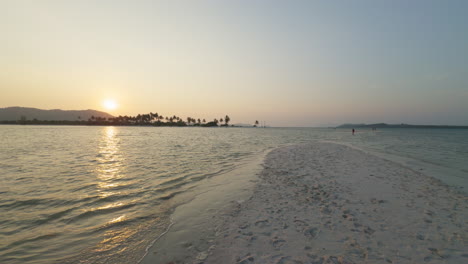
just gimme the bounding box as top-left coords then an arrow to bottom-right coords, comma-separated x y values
103,99 -> 118,111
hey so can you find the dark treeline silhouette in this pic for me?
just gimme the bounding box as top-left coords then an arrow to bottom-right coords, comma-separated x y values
0,112 -> 238,127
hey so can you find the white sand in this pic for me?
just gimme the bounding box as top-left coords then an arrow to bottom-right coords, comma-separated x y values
202,142 -> 467,264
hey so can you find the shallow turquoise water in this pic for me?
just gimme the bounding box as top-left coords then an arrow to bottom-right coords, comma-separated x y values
0,125 -> 466,263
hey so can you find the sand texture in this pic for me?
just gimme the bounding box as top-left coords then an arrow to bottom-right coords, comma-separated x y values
202,143 -> 467,264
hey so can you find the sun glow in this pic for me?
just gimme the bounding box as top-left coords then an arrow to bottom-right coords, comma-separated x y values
103,99 -> 118,111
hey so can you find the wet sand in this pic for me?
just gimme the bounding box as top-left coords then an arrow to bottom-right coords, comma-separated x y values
203,143 -> 467,263
139,152 -> 265,264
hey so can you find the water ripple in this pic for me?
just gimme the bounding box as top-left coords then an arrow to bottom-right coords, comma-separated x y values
1,126 -> 467,264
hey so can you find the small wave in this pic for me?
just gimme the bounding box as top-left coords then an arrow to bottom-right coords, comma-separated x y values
0,233 -> 61,252
152,180 -> 192,196
89,191 -> 145,205
158,190 -> 185,200
95,217 -> 133,232
137,216 -> 174,264
70,183 -> 98,192
63,202 -> 138,223
0,206 -> 78,236
158,174 -> 192,187
0,198 -> 58,210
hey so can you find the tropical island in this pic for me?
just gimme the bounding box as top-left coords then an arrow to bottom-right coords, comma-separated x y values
337,123 -> 468,129
0,107 -> 260,127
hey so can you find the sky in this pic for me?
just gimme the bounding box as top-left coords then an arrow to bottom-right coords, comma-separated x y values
1,0 -> 467,127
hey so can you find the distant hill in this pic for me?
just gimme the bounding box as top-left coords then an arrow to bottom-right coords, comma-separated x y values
0,107 -> 113,121
337,123 -> 468,129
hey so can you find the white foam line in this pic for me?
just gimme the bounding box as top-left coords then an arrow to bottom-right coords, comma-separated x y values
136,216 -> 175,264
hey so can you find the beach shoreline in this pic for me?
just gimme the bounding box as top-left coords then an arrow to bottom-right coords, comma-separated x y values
202,142 -> 467,264
139,149 -> 268,264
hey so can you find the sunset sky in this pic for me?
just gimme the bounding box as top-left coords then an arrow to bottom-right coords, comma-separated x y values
1,0 -> 467,126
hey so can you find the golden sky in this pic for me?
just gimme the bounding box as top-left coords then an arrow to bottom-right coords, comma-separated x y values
1,0 -> 467,126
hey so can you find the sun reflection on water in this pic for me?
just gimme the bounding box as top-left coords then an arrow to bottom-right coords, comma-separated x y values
96,127 -> 124,195
94,126 -> 132,252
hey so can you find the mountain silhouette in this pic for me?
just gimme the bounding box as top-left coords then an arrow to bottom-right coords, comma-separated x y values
0,107 -> 113,121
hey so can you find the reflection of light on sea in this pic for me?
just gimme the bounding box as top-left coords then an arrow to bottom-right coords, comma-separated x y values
93,126 -> 131,252
96,127 -> 124,197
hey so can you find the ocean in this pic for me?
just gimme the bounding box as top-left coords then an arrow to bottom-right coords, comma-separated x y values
1,125 -> 467,263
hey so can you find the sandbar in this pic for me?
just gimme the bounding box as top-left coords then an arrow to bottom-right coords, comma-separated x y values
203,142 -> 467,263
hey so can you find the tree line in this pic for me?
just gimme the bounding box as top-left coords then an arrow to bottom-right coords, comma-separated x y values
3,113 -> 243,127
87,112 -> 231,127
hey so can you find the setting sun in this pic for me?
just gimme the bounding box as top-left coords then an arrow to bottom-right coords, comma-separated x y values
103,99 -> 118,111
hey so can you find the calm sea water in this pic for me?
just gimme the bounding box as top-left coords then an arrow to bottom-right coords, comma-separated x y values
1,125 -> 467,263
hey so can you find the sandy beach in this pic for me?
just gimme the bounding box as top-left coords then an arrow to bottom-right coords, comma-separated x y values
201,142 -> 467,264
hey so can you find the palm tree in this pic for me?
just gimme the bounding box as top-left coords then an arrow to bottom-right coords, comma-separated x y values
225,115 -> 230,126
143,114 -> 150,123
136,114 -> 142,123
